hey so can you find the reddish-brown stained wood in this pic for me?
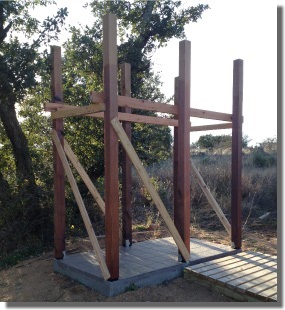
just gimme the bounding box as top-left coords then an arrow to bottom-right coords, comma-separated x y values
120,63 -> 132,247
51,46 -> 65,259
231,59 -> 243,249
174,40 -> 191,260
173,77 -> 179,250
103,14 -> 119,280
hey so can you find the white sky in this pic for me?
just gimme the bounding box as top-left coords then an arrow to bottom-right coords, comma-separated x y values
32,0 -> 279,146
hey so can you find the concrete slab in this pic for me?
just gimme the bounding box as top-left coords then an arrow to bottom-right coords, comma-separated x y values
54,237 -> 240,297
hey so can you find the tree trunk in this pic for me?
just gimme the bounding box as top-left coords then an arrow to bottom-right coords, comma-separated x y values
0,100 -> 36,189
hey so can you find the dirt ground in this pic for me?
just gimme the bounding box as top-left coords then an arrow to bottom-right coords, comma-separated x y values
0,226 -> 277,303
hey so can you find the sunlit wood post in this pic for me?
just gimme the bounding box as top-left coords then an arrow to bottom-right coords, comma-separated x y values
174,40 -> 191,261
231,59 -> 243,249
103,14 -> 120,280
120,63 -> 132,247
51,46 -> 65,259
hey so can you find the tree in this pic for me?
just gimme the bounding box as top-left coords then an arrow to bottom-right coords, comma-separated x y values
56,0 -> 209,178
0,1 -> 67,189
1,0 -> 209,255
195,134 -> 251,152
0,1 -> 67,255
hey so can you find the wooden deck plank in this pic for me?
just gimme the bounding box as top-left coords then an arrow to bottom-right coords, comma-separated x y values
247,278 -> 277,295
221,263 -> 277,289
197,255 -> 274,279
184,251 -> 277,302
189,251 -> 258,271
255,285 -> 277,300
232,270 -> 277,293
208,260 -> 277,283
190,253 -> 256,273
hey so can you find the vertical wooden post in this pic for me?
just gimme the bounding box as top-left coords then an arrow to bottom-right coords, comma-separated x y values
51,46 -> 65,259
174,40 -> 191,261
120,63 -> 132,247
231,59 -> 243,249
103,14 -> 119,280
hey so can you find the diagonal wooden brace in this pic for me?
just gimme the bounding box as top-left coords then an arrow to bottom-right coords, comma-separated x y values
52,130 -> 111,280
111,117 -> 190,262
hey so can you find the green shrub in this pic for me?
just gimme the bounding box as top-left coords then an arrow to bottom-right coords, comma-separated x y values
252,147 -> 277,168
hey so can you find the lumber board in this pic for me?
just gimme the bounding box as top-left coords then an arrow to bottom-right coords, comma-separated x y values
44,101 -> 64,111
63,139 -> 105,214
117,112 -> 178,126
253,285 -> 277,300
52,130 -> 110,280
111,117 -> 190,262
103,13 -> 119,280
190,122 -> 232,132
236,274 -> 277,294
184,271 -> 260,302
222,263 -> 277,288
46,102 -> 232,129
190,108 -> 232,122
120,63 -> 132,246
190,253 -> 257,274
226,268 -> 277,292
174,40 -> 191,256
209,261 -> 277,285
51,45 -> 65,260
51,103 -> 105,119
231,59 -> 243,249
190,160 -> 231,235
91,91 -> 178,114
90,91 -> 233,121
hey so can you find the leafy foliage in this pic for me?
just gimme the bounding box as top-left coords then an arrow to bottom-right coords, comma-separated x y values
0,0 -> 209,261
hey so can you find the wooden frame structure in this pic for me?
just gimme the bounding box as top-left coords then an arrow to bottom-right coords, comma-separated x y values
46,14 -> 243,281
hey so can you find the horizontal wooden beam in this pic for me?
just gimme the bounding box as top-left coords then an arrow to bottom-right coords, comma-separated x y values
46,103 -> 235,125
87,111 -> 177,127
91,91 -> 178,114
51,103 -> 105,119
190,108 -> 232,122
190,122 -> 232,132
111,117 -> 190,262
52,129 -> 110,280
44,102 -> 64,111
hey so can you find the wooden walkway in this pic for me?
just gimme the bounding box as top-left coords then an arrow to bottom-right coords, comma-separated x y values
184,251 -> 277,302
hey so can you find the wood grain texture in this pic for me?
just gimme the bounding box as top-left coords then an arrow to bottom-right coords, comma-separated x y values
120,63 -> 132,247
103,13 -> 119,280
51,45 -> 65,259
52,130 -> 110,280
185,251 -> 277,302
111,117 -> 190,262
190,160 -> 231,235
63,139 -> 105,214
174,40 -> 191,258
51,103 -> 105,119
231,59 -> 243,249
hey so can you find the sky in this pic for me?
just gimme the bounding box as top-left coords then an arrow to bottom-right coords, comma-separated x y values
31,0 -> 279,146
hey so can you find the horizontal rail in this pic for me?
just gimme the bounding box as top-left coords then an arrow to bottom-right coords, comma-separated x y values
91,91 -> 178,114
190,123 -> 232,132
90,91 -> 233,122
51,103 -> 105,119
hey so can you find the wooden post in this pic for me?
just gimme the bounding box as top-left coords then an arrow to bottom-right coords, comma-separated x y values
231,59 -> 243,249
174,40 -> 191,261
120,63 -> 132,247
51,46 -> 65,260
103,14 -> 119,280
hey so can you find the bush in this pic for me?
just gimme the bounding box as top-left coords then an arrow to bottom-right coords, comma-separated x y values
251,147 -> 277,168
